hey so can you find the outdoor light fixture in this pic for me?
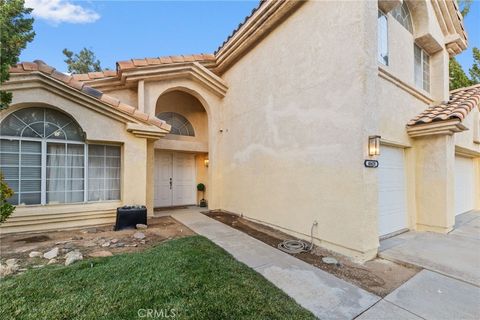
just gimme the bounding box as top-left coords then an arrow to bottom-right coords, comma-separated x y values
204,159 -> 209,167
368,135 -> 381,156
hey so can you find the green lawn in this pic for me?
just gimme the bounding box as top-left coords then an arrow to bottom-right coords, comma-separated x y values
0,236 -> 315,320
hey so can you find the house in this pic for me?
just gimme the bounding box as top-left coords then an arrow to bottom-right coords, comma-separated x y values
0,0 -> 478,262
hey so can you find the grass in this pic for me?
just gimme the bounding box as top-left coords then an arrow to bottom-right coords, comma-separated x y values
0,236 -> 315,320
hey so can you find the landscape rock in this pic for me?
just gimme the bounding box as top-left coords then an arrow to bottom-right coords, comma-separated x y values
133,232 -> 146,240
29,251 -> 43,258
47,259 -> 57,265
111,239 -> 119,244
82,241 -> 97,247
125,244 -> 138,247
65,250 -> 83,266
63,242 -> 75,250
136,224 -> 148,230
32,265 -> 44,269
140,240 -> 146,245
71,236 -> 83,240
89,251 -> 113,258
111,242 -> 125,248
101,241 -> 111,247
0,259 -> 20,277
6,259 -> 18,267
43,247 -> 59,259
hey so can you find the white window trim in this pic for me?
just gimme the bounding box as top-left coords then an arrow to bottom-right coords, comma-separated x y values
414,44 -> 430,92
1,135 -> 121,206
378,10 -> 389,66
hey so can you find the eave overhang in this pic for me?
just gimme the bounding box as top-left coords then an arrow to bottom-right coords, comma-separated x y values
2,72 -> 170,139
213,0 -> 305,75
83,62 -> 228,98
406,119 -> 467,138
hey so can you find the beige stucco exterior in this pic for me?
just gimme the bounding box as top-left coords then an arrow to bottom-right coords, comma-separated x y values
1,0 -> 478,262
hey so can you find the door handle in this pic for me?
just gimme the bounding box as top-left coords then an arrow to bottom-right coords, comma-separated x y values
169,178 -> 172,190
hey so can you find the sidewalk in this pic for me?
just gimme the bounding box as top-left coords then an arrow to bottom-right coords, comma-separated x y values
172,209 -> 379,319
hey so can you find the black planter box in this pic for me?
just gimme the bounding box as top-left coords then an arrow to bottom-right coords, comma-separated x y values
114,206 -> 147,231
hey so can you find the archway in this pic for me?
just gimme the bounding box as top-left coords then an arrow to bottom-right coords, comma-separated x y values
153,90 -> 209,208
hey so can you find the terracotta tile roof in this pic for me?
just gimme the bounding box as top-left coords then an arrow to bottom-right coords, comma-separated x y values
116,54 -> 216,72
214,0 -> 265,54
9,61 -> 170,131
71,70 -> 117,81
407,84 -> 480,126
69,54 -> 216,82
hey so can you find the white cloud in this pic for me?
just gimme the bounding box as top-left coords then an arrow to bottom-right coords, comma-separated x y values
25,0 -> 100,24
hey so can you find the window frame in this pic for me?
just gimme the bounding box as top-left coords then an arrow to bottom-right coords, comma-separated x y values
1,108 -> 122,206
414,44 -> 430,92
391,1 -> 413,33
377,9 -> 389,66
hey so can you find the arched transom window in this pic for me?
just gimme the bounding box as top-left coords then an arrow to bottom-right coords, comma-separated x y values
157,112 -> 195,137
0,107 -> 121,205
391,1 -> 413,33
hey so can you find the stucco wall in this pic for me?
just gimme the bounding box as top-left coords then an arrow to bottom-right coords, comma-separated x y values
380,0 -> 448,103
105,88 -> 138,109
0,87 -> 150,233
455,108 -> 480,153
217,0 -> 379,260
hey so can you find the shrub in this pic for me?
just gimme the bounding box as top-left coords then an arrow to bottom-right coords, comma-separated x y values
0,172 -> 15,223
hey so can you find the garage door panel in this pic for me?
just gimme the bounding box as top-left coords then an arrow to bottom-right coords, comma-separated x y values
378,146 -> 408,236
455,156 -> 475,216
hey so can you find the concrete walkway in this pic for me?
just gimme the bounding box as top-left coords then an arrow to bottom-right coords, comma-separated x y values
171,208 -> 480,319
369,211 -> 480,320
171,209 -> 380,320
379,211 -> 480,286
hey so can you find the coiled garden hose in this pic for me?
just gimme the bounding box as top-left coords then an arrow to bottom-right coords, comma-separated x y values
277,221 -> 317,254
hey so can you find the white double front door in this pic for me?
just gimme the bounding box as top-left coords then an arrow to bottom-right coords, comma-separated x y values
154,152 -> 196,207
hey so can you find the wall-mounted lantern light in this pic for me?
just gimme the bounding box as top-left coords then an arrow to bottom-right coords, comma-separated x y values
204,159 -> 209,168
368,135 -> 381,156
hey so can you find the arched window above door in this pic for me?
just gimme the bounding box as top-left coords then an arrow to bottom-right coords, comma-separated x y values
156,112 -> 195,137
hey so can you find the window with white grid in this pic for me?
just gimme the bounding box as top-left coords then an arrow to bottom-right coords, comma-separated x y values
88,145 -> 121,201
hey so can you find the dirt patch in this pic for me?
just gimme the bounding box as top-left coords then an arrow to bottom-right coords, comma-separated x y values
0,216 -> 195,275
13,235 -> 51,243
205,211 -> 419,297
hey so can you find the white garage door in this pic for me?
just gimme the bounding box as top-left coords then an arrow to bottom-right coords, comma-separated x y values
378,146 -> 408,237
455,156 -> 475,215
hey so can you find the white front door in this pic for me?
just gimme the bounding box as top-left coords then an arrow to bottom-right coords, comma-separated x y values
172,153 -> 196,206
154,152 -> 196,207
455,156 -> 475,215
378,146 -> 408,237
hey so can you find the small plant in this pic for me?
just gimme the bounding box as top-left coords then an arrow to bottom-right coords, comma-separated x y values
197,183 -> 207,207
0,172 -> 15,224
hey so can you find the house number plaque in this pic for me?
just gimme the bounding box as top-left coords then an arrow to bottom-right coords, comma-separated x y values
364,160 -> 379,168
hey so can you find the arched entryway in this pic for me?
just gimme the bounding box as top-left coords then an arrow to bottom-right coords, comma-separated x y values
153,90 -> 209,208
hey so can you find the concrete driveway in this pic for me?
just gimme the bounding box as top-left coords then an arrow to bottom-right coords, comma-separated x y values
363,211 -> 480,319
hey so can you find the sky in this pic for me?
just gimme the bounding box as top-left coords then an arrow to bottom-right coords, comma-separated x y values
20,0 -> 479,73
21,0 -> 260,72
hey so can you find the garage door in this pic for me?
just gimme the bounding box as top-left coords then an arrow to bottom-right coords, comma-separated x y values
455,156 -> 475,215
378,146 -> 408,237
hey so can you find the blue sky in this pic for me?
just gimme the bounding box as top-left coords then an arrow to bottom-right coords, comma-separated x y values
21,0 -> 259,72
21,0 -> 479,73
